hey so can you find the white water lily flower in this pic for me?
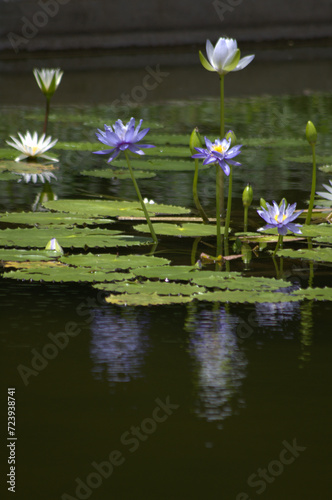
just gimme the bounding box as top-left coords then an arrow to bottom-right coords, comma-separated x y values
33,68 -> 63,98
200,38 -> 255,76
317,179 -> 332,201
6,131 -> 58,162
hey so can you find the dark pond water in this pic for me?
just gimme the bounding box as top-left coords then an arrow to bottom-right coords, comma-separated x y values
1,44 -> 332,499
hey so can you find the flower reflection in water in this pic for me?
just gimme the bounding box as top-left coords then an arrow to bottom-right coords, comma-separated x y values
90,307 -> 150,386
255,297 -> 301,339
186,305 -> 247,423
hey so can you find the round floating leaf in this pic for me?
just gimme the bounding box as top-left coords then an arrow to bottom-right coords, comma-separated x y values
0,150 -> 18,160
284,155 -> 332,164
94,280 -> 202,296
277,247 -> 332,263
56,142 -> 190,158
0,227 -> 152,249
60,253 -> 170,270
0,248 -> 62,263
4,261 -> 134,283
240,137 -> 306,148
0,159 -> 57,175
147,134 -> 190,145
80,169 -> 156,180
191,274 -> 290,291
133,265 -> 198,281
112,158 -> 205,172
0,172 -> 20,181
196,290 -> 301,303
43,199 -> 190,217
104,293 -> 193,306
0,211 -> 115,227
134,222 -> 225,237
292,287 -> 332,301
300,224 -> 332,241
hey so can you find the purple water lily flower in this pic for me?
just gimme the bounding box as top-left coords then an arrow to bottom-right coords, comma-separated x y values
192,137 -> 242,176
257,200 -> 304,236
93,117 -> 154,162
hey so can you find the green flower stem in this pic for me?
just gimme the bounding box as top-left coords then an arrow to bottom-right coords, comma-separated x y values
43,97 -> 50,135
273,234 -> 283,256
305,143 -> 316,225
191,237 -> 201,266
244,205 -> 249,232
224,236 -> 230,272
218,74 -> 225,217
307,237 -> 314,287
224,164 -> 233,241
193,158 -> 209,223
216,164 -> 222,257
124,151 -> 158,244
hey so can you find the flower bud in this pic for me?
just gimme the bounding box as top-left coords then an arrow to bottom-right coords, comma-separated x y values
45,237 -> 63,254
225,130 -> 237,147
306,120 -> 317,145
259,197 -> 268,210
189,127 -> 203,155
242,183 -> 253,208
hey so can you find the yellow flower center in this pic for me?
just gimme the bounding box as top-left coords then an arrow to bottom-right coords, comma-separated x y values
31,146 -> 38,156
212,145 -> 226,153
275,213 -> 287,222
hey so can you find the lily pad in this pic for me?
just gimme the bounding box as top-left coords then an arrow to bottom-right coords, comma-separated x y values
43,199 -> 190,217
56,142 -> 190,158
112,158 -> 205,172
60,253 -> 170,270
134,222 -> 225,237
0,149 -> 18,160
191,274 -> 290,291
300,224 -> 332,243
195,290 -> 301,303
292,287 -> 332,301
104,293 -> 193,306
0,212 -> 115,227
95,280 -> 202,296
80,169 -> 156,179
0,248 -> 62,262
240,137 -> 306,148
0,227 -> 152,249
284,155 -> 332,164
0,160 -> 57,174
132,266 -> 238,281
277,247 -> 332,263
3,261 -> 134,283
133,265 -> 196,281
0,172 -> 20,181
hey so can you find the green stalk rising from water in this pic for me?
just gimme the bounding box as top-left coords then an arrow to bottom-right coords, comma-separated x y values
305,120 -> 317,225
124,151 -> 158,244
218,74 -> 225,218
